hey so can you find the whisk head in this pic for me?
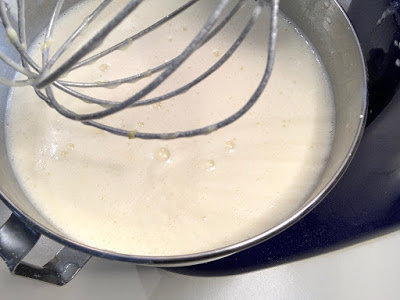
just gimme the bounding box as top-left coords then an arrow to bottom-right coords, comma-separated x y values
0,0 -> 279,140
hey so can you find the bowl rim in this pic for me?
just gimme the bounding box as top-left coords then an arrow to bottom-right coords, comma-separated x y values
0,0 -> 368,267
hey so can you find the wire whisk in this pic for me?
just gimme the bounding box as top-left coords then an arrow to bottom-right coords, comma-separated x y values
0,0 -> 279,140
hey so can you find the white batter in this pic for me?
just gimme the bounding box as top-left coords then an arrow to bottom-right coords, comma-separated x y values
5,0 -> 335,256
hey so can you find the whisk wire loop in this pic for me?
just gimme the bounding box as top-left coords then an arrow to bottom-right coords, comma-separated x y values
0,0 -> 280,140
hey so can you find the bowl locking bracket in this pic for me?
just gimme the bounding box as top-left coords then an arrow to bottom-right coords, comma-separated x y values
0,213 -> 91,285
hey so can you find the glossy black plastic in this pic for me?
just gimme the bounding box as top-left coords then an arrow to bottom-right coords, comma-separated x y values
172,0 -> 400,276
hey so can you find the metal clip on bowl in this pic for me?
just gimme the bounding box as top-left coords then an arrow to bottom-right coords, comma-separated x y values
0,214 -> 91,285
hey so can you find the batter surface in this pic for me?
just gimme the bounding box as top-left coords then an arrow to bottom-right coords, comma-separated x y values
6,0 -> 335,255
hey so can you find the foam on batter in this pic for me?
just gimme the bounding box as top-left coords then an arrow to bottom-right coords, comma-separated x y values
5,0 -> 335,255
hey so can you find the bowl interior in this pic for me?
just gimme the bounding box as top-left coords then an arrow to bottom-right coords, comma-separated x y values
0,0 -> 366,264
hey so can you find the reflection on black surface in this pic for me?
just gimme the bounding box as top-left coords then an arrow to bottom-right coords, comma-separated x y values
172,90 -> 400,276
171,0 -> 400,276
351,0 -> 400,124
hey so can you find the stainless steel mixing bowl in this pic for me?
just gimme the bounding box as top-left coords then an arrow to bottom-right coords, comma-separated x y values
0,0 -> 367,285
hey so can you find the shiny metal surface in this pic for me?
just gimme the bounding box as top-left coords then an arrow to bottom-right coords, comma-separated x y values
0,0 -> 367,284
0,214 -> 90,285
